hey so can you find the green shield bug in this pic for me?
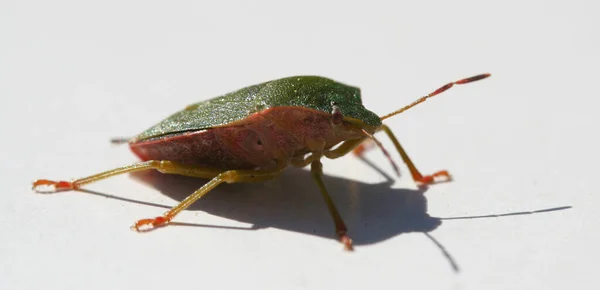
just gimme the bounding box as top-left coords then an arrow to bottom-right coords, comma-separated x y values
33,73 -> 491,250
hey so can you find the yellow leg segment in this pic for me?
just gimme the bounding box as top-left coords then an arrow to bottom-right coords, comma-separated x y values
323,137 -> 367,159
134,165 -> 284,231
379,124 -> 451,185
32,160 -> 284,232
290,154 -> 316,168
32,160 -> 222,192
291,138 -> 366,169
311,159 -> 353,251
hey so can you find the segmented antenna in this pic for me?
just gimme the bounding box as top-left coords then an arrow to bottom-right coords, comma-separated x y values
380,73 -> 491,120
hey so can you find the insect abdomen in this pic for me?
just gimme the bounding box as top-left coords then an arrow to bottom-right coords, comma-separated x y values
129,107 -> 354,170
130,129 -> 258,170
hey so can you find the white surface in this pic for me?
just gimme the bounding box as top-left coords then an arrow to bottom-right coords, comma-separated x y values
1,1 -> 598,289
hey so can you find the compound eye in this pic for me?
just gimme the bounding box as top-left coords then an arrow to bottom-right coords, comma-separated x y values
330,101 -> 344,125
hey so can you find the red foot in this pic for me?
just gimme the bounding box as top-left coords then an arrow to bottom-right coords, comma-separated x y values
337,229 -> 353,251
340,235 -> 354,251
352,140 -> 375,156
353,144 -> 367,156
132,216 -> 171,232
32,179 -> 75,193
415,170 -> 452,186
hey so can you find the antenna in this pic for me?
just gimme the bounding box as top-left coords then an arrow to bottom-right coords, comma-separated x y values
380,73 -> 491,121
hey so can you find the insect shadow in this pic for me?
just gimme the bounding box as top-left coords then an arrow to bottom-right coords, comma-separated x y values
128,162 -> 440,246
102,157 -> 573,247
79,157 -> 571,272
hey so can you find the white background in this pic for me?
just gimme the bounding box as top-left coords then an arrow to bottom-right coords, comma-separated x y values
1,1 -> 598,289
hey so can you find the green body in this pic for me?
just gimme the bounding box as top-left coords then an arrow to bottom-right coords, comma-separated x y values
136,76 -> 381,141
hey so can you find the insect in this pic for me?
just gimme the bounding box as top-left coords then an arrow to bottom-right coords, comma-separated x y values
33,73 -> 490,250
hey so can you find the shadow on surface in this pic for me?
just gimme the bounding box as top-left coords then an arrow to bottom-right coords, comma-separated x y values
76,161 -> 572,273
79,163 -> 574,246
129,168 -> 440,246
438,206 -> 572,220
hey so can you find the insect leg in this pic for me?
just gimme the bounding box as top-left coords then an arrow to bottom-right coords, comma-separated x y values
379,124 -> 451,185
109,137 -> 133,144
32,160 -> 222,193
290,154 -> 316,168
133,165 -> 285,231
310,159 -> 353,251
323,137 -> 367,159
292,137 -> 364,168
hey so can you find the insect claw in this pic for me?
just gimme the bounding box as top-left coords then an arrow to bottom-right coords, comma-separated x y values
352,144 -> 367,156
32,179 -> 74,193
352,139 -> 376,156
416,170 -> 452,186
132,216 -> 170,232
340,235 -> 354,251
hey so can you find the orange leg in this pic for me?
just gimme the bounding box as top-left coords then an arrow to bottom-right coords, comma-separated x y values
134,166 -> 283,231
353,124 -> 451,186
352,142 -> 372,156
311,159 -> 353,251
379,125 -> 451,185
367,73 -> 490,184
32,160 -> 282,231
32,160 -> 220,193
